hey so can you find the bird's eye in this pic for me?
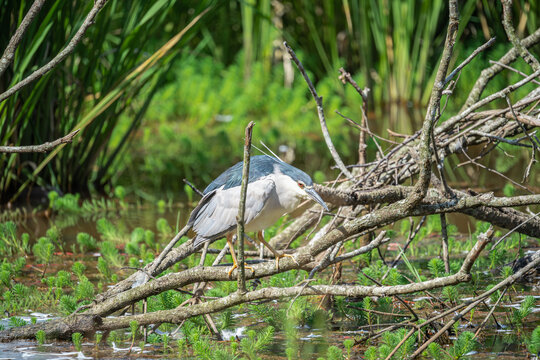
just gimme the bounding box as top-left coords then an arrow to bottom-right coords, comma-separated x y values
297,181 -> 305,189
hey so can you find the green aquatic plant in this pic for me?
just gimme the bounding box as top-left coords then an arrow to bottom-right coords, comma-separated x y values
239,326 -> 275,359
76,233 -> 98,253
98,241 -> 123,268
177,338 -> 187,356
0,257 -> 25,288
428,258 -> 446,278
71,262 -> 86,279
218,308 -> 236,331
49,192 -> 82,215
96,218 -> 125,243
161,333 -> 170,353
74,278 -> 94,301
156,218 -> 173,237
448,331 -> 477,359
512,296 -> 536,331
9,316 -> 27,327
97,257 -> 112,280
36,329 -> 46,345
130,227 -> 145,244
72,332 -> 83,352
32,237 -> 55,275
326,346 -> 344,360
526,326 -> 540,356
144,230 -> 157,252
129,320 -> 139,349
184,184 -> 194,204
113,186 -> 127,208
442,286 -> 460,305
0,222 -> 29,256
343,339 -> 354,359
95,332 -> 103,348
60,295 -> 77,315
425,342 -> 443,359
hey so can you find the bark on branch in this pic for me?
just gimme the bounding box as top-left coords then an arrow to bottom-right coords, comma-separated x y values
0,129 -> 79,153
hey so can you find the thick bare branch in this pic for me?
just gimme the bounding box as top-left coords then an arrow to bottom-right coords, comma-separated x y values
407,0 -> 459,208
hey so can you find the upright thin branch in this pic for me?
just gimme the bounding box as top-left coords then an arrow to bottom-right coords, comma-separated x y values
407,0 -> 459,208
339,67 -> 370,167
283,42 -> 353,179
0,129 -> 79,153
440,214 -> 450,273
0,0 -> 47,77
237,121 -> 255,293
0,0 -> 110,103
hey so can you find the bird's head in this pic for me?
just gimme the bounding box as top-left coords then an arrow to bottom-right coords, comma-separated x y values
294,179 -> 329,211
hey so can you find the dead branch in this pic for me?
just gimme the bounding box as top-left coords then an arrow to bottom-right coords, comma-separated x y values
237,121 -> 255,292
283,42 -> 353,179
407,0 -> 458,209
0,129 -> 79,153
0,0 -> 46,77
465,27 -> 540,107
0,0 -> 110,103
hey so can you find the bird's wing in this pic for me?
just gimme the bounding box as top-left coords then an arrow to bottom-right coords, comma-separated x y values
190,178 -> 276,247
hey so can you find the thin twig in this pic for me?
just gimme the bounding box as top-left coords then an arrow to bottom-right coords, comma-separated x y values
473,287 -> 508,338
489,60 -> 540,85
443,37 -> 496,86
0,129 -> 80,153
440,214 -> 450,273
339,67 -> 371,166
183,179 -> 204,197
382,216 -> 427,280
283,42 -> 353,179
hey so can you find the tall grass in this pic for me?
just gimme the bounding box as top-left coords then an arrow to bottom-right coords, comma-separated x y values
1,1 -> 538,200
0,0 -> 208,202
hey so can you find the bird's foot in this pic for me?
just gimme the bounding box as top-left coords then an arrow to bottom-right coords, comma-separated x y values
274,253 -> 297,271
227,263 -> 255,278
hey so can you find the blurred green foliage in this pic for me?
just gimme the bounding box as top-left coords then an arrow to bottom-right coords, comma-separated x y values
1,0 -> 538,200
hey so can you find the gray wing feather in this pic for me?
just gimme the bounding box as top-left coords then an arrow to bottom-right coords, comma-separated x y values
191,178 -> 275,247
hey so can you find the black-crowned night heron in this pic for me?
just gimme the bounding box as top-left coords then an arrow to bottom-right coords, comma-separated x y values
188,155 -> 329,276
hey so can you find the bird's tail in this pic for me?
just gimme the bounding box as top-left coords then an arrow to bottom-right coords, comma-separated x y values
192,235 -> 210,250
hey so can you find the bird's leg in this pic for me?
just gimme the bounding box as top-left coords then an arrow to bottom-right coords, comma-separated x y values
226,234 -> 254,278
257,231 -> 297,270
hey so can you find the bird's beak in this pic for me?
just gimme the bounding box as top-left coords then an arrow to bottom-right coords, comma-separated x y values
305,187 -> 329,211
